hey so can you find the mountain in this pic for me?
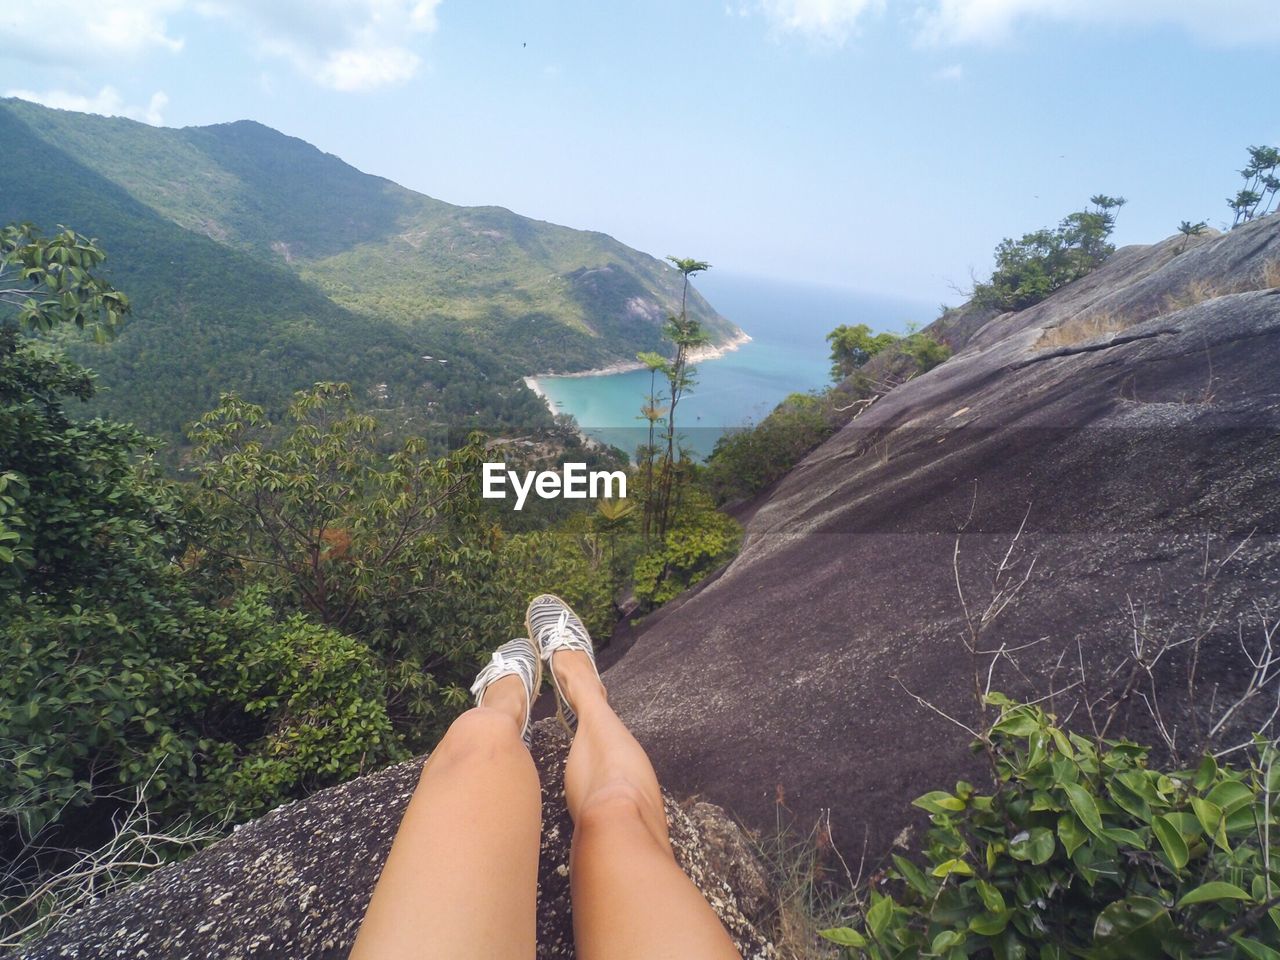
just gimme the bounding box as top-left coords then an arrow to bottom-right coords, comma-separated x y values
0,98 -> 738,450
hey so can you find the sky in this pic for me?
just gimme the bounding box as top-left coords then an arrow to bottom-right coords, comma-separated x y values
2,1 -> 1277,303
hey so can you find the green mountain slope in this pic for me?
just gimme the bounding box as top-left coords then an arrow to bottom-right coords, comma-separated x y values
0,100 -> 739,455
0,104 -> 549,454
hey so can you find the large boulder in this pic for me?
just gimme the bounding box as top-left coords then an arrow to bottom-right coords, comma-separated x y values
23,721 -> 776,959
604,216 -> 1280,861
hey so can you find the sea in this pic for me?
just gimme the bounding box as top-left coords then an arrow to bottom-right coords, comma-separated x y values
532,272 -> 938,460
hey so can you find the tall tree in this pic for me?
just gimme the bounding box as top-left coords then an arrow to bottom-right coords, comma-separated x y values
1229,145 -> 1280,227
647,257 -> 710,541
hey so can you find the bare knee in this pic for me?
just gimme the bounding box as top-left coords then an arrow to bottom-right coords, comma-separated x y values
573,781 -> 668,848
424,707 -> 526,776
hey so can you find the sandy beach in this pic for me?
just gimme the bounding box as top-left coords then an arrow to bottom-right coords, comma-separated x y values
523,328 -> 753,414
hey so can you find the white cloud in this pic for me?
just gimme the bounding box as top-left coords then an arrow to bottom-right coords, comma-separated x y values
0,1 -> 185,62
918,0 -> 1280,46
750,0 -> 1280,46
0,1 -> 441,91
5,87 -> 170,126
755,0 -> 886,44
199,0 -> 441,91
933,63 -> 964,80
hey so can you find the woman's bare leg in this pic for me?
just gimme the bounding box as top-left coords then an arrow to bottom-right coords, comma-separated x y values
556,651 -> 741,960
350,674 -> 540,960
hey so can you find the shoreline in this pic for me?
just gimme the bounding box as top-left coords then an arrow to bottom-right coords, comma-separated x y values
522,328 -> 753,408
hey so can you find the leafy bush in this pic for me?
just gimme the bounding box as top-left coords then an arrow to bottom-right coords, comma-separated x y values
973,197 -> 1124,312
498,518 -> 618,642
828,324 -> 900,382
633,489 -> 740,606
1,326 -> 403,941
188,384 -> 511,749
822,696 -> 1280,959
705,392 -> 836,504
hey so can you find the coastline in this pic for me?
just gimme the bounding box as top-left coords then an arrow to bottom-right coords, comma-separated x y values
523,328 -> 753,409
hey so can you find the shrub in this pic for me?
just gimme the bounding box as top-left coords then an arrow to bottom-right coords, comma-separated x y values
821,696 -> 1280,959
705,392 -> 835,504
188,384 -> 510,749
633,489 -> 740,606
973,197 -> 1124,312
1,329 -> 402,940
828,325 -> 899,382
498,517 -> 617,642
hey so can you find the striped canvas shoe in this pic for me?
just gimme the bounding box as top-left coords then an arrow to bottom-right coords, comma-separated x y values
469,638 -> 542,746
525,594 -> 600,735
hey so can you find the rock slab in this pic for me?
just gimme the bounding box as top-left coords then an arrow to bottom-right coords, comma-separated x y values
24,721 -> 775,959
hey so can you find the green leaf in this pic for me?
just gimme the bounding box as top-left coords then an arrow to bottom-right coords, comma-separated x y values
1177,881 -> 1253,907
1010,827 -> 1055,864
1192,755 -> 1218,791
819,927 -> 867,947
1058,813 -> 1089,857
976,879 -> 1006,914
993,710 -> 1041,737
970,910 -> 1012,936
914,790 -> 966,814
893,854 -> 932,897
1152,815 -> 1189,870
1063,781 -> 1105,837
1206,779 -> 1255,815
866,894 -> 893,936
932,929 -> 966,953
932,858 -> 974,878
1233,936 -> 1280,960
1092,896 -> 1176,960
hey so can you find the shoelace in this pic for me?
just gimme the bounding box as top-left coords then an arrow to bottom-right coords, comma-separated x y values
541,609 -> 587,658
469,649 -> 525,698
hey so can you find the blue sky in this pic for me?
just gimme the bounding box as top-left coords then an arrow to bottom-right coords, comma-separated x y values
2,1 -> 1277,302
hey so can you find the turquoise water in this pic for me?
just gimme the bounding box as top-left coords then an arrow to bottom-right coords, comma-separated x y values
535,273 -> 936,459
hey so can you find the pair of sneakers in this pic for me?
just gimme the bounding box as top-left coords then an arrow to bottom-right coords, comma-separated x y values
468,594 -> 600,745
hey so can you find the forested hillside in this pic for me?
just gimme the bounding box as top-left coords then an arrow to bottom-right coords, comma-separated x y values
0,99 -> 737,452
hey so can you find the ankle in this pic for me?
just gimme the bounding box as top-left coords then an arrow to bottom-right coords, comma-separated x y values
553,650 -> 605,709
479,674 -> 528,729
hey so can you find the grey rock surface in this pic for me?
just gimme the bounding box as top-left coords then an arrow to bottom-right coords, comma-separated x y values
604,216 -> 1280,862
23,721 -> 775,959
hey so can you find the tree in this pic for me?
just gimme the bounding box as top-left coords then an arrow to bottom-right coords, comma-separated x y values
1,233 -> 400,941
637,257 -> 711,544
0,224 -> 129,341
1228,145 -> 1280,228
1178,220 -> 1208,253
826,323 -> 898,382
188,384 -> 508,744
973,196 -> 1124,311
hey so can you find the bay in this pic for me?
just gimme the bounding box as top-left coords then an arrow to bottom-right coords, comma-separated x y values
532,272 -> 937,459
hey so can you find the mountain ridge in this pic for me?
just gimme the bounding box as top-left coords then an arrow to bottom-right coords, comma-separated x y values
0,98 -> 737,449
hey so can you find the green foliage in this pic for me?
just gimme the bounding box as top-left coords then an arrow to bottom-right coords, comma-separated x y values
499,518 -> 617,642
822,697 -> 1280,960
1228,146 -> 1280,228
897,331 -> 953,373
827,324 -> 899,382
1180,221 -> 1209,253
188,383 -> 509,747
633,489 -> 740,606
705,392 -> 835,503
973,197 -> 1125,312
0,224 -> 129,340
193,589 -> 401,817
637,257 -> 712,547
1,314 -> 401,939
